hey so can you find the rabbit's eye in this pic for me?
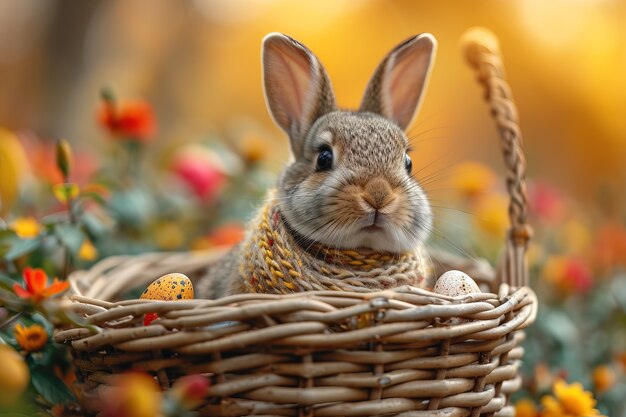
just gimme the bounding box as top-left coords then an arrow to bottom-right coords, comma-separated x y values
316,146 -> 333,171
404,153 -> 412,174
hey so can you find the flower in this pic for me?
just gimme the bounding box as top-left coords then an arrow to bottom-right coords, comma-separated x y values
542,256 -> 593,295
0,128 -> 28,216
78,238 -> 98,261
592,365 -> 616,393
14,323 -> 48,352
170,145 -> 226,202
169,375 -> 210,410
541,379 -> 605,417
191,224 -> 245,251
451,161 -> 496,198
593,222 -> 626,271
100,372 -> 162,417
0,344 -> 30,406
473,192 -> 509,238
98,99 -> 156,141
154,221 -> 185,250
13,267 -> 70,302
237,133 -> 269,163
529,182 -> 567,223
10,216 -> 41,239
515,398 -> 539,417
555,220 -> 591,255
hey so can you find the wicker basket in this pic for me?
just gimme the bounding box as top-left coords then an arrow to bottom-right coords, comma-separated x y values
54,30 -> 537,417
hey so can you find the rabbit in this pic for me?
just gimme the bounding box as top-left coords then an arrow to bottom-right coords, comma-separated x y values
199,32 -> 437,298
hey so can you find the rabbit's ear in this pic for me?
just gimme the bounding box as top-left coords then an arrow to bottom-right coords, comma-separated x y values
360,34 -> 436,131
263,33 -> 336,156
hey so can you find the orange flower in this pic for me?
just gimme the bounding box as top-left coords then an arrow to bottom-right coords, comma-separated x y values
593,222 -> 626,271
473,192 -> 509,238
542,256 -> 593,295
100,372 -> 162,417
592,365 -> 616,393
515,398 -> 539,417
13,267 -> 69,302
542,379 -> 605,417
451,161 -> 496,198
98,99 -> 156,141
14,323 -> 48,352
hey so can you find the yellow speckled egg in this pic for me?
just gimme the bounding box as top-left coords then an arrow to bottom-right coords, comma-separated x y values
433,270 -> 481,297
140,273 -> 194,301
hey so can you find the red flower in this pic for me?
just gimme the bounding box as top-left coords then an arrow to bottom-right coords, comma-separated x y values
13,268 -> 69,302
170,375 -> 210,409
98,100 -> 156,141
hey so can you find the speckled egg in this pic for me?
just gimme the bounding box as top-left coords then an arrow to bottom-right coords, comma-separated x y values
433,270 -> 481,297
140,273 -> 194,301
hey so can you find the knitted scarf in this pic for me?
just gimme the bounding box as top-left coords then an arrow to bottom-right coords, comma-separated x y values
239,192 -> 433,294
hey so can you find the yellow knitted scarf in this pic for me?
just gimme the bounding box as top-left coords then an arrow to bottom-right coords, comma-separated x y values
239,193 -> 433,294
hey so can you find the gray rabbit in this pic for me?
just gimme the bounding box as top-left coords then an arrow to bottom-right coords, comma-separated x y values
199,32 -> 437,298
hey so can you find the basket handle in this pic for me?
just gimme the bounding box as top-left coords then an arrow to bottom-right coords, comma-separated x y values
462,28 -> 532,288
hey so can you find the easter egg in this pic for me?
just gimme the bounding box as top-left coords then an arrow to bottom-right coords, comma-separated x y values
433,270 -> 481,297
140,273 -> 194,301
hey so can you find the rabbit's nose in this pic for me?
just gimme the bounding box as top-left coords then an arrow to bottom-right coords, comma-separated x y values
362,178 -> 395,210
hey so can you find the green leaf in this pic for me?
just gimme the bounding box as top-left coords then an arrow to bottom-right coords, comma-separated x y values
81,212 -> 109,238
30,368 -> 75,405
54,224 -> 84,254
4,238 -> 42,261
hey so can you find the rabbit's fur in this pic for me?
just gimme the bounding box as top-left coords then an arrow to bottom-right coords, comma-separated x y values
199,32 -> 437,298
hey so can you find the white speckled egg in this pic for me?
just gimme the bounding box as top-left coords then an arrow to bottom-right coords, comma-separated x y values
433,270 -> 481,297
140,273 -> 194,301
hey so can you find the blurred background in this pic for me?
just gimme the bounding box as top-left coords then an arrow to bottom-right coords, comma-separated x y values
1,0 -> 625,204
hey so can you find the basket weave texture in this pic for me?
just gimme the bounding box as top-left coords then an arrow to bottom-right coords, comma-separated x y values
54,29 -> 536,417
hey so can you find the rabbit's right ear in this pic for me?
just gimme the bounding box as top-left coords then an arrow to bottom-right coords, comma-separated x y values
262,33 -> 336,157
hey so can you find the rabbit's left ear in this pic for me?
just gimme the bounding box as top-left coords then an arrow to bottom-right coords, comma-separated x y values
360,34 -> 437,131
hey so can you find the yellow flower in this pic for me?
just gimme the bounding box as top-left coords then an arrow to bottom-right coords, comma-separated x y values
101,372 -> 162,417
14,323 -> 49,352
556,219 -> 592,254
238,133 -> 269,163
592,365 -> 616,393
78,238 -> 98,261
541,379 -> 605,417
452,161 -> 496,198
473,193 -> 509,238
154,221 -> 184,250
515,398 -> 538,417
0,344 -> 30,406
0,128 -> 29,216
10,216 -> 41,239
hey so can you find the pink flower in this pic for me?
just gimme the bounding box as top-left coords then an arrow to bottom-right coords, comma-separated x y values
170,146 -> 226,202
528,182 -> 567,223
